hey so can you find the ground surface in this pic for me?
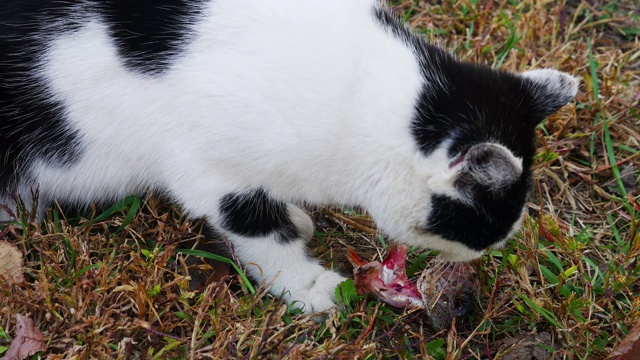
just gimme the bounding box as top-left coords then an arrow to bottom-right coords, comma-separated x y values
1,0 -> 639,359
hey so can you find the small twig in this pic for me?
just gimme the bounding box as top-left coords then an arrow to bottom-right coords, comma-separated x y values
324,209 -> 378,234
542,167 -> 577,210
134,319 -> 183,341
594,151 -> 640,172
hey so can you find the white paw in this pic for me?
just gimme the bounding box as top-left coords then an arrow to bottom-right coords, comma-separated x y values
287,270 -> 346,314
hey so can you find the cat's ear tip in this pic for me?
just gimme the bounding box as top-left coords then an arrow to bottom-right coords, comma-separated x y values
521,68 -> 579,98
520,68 -> 579,120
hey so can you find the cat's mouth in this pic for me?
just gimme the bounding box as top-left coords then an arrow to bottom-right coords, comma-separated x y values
448,148 -> 468,169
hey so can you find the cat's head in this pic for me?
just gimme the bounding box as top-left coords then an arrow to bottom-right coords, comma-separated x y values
370,7 -> 578,261
407,61 -> 578,261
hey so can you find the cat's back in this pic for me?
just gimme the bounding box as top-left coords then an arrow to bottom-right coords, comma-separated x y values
0,0 -> 393,207
0,0 -> 210,194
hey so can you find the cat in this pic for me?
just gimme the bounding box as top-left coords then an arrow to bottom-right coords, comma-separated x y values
0,0 -> 577,314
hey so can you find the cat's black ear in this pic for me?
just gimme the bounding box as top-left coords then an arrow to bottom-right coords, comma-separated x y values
521,69 -> 579,123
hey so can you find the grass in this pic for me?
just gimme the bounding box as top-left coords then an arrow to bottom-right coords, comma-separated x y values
1,0 -> 639,358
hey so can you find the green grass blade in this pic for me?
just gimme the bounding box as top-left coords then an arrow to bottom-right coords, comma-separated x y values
544,251 -> 564,273
539,264 -> 559,285
176,248 -> 256,294
91,195 -> 138,224
519,294 -> 560,328
586,38 -> 600,104
114,196 -> 141,233
407,251 -> 430,278
402,2 -> 416,23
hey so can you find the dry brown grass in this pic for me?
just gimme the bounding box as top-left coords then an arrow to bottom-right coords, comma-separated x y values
1,0 -> 639,359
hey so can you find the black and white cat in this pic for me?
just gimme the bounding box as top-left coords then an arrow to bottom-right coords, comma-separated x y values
0,0 -> 577,313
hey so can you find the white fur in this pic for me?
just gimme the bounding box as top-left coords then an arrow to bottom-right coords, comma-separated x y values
21,0 -> 428,313
420,144 -> 464,201
0,0 -> 561,313
229,231 -> 345,313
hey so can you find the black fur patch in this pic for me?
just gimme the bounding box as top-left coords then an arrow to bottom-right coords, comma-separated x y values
373,6 -> 544,250
0,1 -> 84,194
426,185 -> 527,251
407,56 -> 540,250
95,0 -> 204,75
219,189 -> 299,243
373,5 -> 547,159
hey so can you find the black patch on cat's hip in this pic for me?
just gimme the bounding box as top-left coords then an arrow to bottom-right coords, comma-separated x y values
0,1 -> 84,194
95,0 -> 205,75
219,189 -> 299,243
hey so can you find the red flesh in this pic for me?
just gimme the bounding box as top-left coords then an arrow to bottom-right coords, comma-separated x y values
348,245 -> 423,308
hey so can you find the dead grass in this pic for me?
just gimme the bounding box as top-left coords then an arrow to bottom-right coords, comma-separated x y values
1,0 -> 639,359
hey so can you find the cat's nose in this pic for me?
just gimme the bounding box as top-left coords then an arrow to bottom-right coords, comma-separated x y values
464,143 -> 523,191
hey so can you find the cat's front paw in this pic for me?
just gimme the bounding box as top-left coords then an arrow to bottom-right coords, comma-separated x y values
287,270 -> 346,314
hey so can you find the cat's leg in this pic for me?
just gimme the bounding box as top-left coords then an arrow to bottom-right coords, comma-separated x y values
212,189 -> 346,314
